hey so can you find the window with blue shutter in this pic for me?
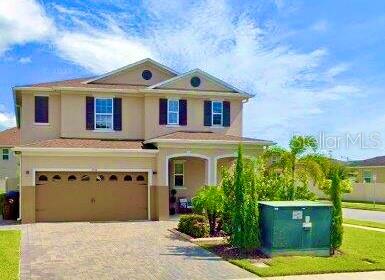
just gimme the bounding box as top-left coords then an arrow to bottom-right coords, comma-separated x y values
159,98 -> 168,125
204,100 -> 212,126
86,96 -> 94,130
113,98 -> 122,131
179,99 -> 187,126
223,101 -> 230,127
35,96 -> 49,123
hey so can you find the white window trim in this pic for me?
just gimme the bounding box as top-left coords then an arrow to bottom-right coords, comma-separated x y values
363,170 -> 373,183
94,97 -> 114,131
2,149 -> 9,160
34,95 -> 50,125
167,99 -> 179,125
173,160 -> 185,188
212,100 -> 223,126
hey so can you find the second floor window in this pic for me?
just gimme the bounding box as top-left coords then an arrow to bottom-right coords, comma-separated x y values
363,170 -> 373,183
168,100 -> 179,125
95,98 -> 113,130
212,101 -> 223,126
35,96 -> 49,124
2,149 -> 9,160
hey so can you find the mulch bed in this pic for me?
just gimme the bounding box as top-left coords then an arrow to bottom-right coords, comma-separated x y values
204,243 -> 269,261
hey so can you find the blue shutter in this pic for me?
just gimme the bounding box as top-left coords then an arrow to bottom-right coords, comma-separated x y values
34,96 -> 49,123
113,98 -> 122,131
159,98 -> 167,125
86,96 -> 94,130
204,100 -> 212,126
179,99 -> 187,126
223,101 -> 230,127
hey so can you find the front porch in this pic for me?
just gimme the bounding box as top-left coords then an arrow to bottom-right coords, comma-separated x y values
167,155 -> 236,214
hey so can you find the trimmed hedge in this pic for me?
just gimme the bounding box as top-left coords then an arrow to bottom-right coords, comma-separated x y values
177,214 -> 209,238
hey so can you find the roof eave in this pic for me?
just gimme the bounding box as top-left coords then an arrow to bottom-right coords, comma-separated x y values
143,138 -> 275,145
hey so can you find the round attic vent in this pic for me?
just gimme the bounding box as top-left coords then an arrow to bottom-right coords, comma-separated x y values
190,76 -> 201,87
142,70 -> 152,80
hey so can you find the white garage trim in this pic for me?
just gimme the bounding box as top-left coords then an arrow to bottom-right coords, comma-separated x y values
32,168 -> 153,221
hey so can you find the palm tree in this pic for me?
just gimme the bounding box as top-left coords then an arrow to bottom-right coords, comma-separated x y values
263,135 -> 324,200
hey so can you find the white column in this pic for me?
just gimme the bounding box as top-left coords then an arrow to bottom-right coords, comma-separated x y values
208,157 -> 217,185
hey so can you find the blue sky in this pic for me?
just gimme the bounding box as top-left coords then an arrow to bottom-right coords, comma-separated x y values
1,0 -> 385,160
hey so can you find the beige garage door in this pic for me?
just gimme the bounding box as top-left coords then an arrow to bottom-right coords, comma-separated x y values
35,172 -> 148,222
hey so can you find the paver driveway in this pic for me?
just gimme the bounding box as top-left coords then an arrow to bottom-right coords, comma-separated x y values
21,221 -> 258,280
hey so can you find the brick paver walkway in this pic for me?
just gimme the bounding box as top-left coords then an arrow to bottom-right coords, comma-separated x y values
20,221 -> 258,280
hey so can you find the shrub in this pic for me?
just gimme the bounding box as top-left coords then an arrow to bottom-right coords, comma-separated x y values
177,214 -> 209,238
193,186 -> 223,235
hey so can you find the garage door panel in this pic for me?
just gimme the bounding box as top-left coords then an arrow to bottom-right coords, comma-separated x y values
35,172 -> 148,222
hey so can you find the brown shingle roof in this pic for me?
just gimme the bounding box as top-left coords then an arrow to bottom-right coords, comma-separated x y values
0,127 -> 20,147
145,131 -> 273,144
349,156 -> 385,167
18,138 -> 151,150
25,78 -> 145,90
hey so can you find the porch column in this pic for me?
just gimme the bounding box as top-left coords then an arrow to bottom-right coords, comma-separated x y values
208,157 -> 217,185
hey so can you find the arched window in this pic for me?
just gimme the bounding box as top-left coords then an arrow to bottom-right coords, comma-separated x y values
52,175 -> 61,182
109,175 -> 118,181
136,175 -> 145,182
68,175 -> 77,181
124,175 -> 132,182
38,175 -> 48,182
96,175 -> 105,182
81,175 -> 90,181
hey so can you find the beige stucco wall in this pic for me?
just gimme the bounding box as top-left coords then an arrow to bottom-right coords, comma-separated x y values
169,157 -> 207,200
159,74 -> 233,92
352,167 -> 385,183
144,96 -> 243,139
20,93 -> 61,144
60,93 -> 144,139
0,147 -> 18,179
93,62 -> 174,86
156,144 -> 264,187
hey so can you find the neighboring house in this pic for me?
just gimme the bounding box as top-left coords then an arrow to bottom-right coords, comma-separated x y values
13,58 -> 274,223
0,127 -> 20,193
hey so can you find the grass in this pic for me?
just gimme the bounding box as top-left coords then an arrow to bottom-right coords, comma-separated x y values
0,231 -> 20,280
201,227 -> 385,277
344,218 -> 385,230
342,201 -> 385,212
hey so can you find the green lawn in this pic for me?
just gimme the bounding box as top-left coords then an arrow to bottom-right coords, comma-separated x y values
342,201 -> 385,212
202,227 -> 385,277
0,231 -> 20,280
344,218 -> 385,230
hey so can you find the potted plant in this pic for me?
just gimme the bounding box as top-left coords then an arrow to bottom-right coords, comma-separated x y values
169,189 -> 177,215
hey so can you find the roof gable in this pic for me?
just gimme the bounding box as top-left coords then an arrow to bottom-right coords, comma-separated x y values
85,58 -> 178,86
148,69 -> 252,97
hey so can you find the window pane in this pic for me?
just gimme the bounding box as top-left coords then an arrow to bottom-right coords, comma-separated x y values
168,112 -> 178,124
2,149 -> 9,160
168,100 -> 179,112
96,99 -> 112,114
213,101 -> 222,113
95,115 -> 112,129
213,114 -> 222,125
175,163 -> 184,174
175,175 -> 184,186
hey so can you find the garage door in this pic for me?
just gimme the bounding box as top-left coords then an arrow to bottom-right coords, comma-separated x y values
35,172 -> 148,222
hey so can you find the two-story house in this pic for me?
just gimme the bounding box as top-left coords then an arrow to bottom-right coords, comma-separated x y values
13,58 -> 273,223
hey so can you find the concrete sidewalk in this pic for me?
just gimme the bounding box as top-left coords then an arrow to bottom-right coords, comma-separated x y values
267,271 -> 385,280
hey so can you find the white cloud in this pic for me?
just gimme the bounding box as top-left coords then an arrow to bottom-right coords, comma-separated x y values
0,112 -> 16,129
310,20 -> 329,32
54,29 -> 152,73
0,0 -> 53,54
18,56 -> 32,64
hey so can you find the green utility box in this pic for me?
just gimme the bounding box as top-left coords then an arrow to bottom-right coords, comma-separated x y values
259,201 -> 332,257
